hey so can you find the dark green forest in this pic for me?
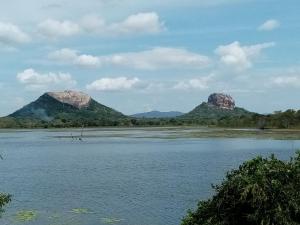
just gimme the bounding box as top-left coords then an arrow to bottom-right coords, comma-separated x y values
0,109 -> 300,129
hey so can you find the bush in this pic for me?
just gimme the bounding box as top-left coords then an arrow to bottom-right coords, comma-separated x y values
0,193 -> 11,217
182,153 -> 300,225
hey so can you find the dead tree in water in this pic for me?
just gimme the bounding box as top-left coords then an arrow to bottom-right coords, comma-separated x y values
79,124 -> 84,141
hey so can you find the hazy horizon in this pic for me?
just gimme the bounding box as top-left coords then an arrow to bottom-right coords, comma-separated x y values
1,0 -> 299,116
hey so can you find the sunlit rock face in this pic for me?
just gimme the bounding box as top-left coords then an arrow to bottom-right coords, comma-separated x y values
208,93 -> 235,110
47,90 -> 91,109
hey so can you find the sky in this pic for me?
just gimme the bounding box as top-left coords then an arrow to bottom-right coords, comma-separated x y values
0,0 -> 300,116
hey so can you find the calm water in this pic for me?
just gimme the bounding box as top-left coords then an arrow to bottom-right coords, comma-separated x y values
0,128 -> 299,225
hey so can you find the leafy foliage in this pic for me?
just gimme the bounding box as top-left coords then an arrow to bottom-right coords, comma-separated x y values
0,193 -> 11,217
182,153 -> 300,225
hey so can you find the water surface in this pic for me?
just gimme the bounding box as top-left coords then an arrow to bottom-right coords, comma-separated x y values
0,128 -> 299,225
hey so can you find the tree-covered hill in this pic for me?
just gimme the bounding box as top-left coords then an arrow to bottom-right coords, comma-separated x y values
1,91 -> 300,129
3,91 -> 127,128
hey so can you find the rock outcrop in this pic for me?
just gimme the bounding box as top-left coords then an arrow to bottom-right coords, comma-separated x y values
47,90 -> 91,109
9,90 -> 126,122
208,93 -> 235,110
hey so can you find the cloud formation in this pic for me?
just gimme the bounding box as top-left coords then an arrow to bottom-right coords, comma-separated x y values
86,77 -> 140,91
215,41 -> 275,71
103,47 -> 211,70
49,47 -> 211,70
37,19 -> 81,39
108,12 -> 164,35
258,19 -> 280,31
0,22 -> 30,45
173,75 -> 213,90
17,68 -> 77,90
38,12 -> 164,39
271,75 -> 300,88
48,48 -> 101,67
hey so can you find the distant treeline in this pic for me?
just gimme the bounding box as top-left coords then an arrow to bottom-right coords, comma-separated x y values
0,109 -> 300,129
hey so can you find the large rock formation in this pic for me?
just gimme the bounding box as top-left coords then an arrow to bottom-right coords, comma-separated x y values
208,93 -> 235,110
181,93 -> 252,120
9,90 -> 126,122
47,90 -> 91,109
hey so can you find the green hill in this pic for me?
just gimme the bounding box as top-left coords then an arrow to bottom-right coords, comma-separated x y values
3,91 -> 126,128
181,102 -> 254,120
178,93 -> 259,127
1,91 -> 297,129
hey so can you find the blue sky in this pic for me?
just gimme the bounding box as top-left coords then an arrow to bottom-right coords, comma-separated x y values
0,0 -> 300,116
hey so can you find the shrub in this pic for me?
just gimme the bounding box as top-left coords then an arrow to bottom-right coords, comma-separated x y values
182,152 -> 300,225
0,193 -> 11,217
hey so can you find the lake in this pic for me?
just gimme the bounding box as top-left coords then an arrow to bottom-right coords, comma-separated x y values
0,128 -> 299,225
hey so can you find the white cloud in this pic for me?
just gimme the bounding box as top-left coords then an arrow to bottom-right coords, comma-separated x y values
17,68 -> 77,90
0,22 -> 30,45
37,19 -> 81,39
173,75 -> 213,91
80,12 -> 164,35
48,48 -> 78,62
109,12 -> 164,35
80,14 -> 106,32
80,12 -> 165,36
49,48 -> 101,68
0,0 -> 240,25
86,77 -> 140,91
49,47 -> 211,70
215,41 -> 275,71
104,47 -> 211,70
271,75 -> 300,88
38,12 -> 164,39
258,19 -> 280,31
74,54 -> 101,68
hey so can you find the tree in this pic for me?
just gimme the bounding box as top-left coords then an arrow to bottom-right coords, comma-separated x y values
182,152 -> 300,225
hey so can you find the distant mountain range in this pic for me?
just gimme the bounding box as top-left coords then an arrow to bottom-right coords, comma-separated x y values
0,90 -> 262,128
131,111 -> 184,118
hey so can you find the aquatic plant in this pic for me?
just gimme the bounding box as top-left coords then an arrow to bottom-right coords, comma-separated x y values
101,217 -> 124,224
71,208 -> 91,214
14,210 -> 37,222
182,152 -> 300,225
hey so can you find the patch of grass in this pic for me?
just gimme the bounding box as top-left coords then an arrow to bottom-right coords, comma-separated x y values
101,217 -> 124,224
70,208 -> 91,214
14,210 -> 37,222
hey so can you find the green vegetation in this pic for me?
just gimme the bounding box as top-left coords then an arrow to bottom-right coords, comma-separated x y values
71,208 -> 91,214
2,93 -> 126,128
0,193 -> 11,217
2,108 -> 300,129
182,102 -> 254,120
14,210 -> 37,222
101,217 -> 124,224
0,155 -> 11,219
1,93 -> 300,129
182,152 -> 300,225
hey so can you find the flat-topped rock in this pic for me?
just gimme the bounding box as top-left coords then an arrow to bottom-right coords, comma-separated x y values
208,93 -> 235,110
47,90 -> 91,109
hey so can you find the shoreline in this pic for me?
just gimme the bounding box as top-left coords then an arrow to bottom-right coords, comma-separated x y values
1,127 -> 300,140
